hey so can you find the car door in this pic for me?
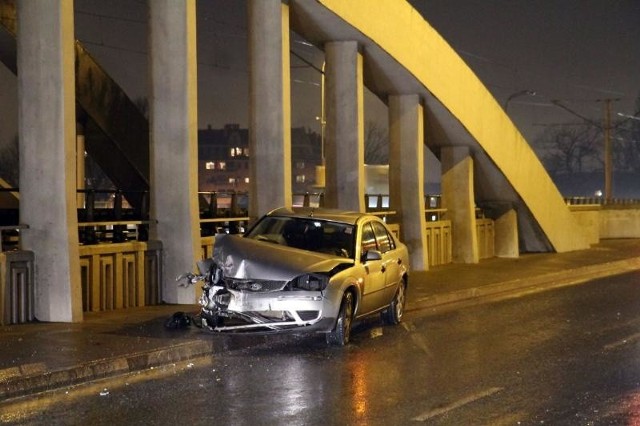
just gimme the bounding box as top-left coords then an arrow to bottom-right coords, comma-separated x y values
371,220 -> 402,304
357,221 -> 387,315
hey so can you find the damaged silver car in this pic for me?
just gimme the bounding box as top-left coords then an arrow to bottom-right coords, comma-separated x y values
178,207 -> 410,345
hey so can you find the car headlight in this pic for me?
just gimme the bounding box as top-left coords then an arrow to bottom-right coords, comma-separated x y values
290,273 -> 329,291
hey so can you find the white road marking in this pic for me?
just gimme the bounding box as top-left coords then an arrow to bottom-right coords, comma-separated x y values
603,332 -> 640,351
412,387 -> 504,422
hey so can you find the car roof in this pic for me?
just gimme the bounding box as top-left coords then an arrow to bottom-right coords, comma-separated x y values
266,207 -> 378,225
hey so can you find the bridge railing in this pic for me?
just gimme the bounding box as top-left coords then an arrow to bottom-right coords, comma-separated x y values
77,189 -> 152,244
565,196 -> 640,206
293,192 -> 324,208
0,224 -> 27,252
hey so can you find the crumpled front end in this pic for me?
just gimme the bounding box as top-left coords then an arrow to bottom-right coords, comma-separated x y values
196,235 -> 351,333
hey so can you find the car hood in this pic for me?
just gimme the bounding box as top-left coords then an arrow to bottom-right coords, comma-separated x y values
213,234 -> 354,281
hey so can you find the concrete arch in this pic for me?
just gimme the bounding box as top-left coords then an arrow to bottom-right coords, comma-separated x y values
289,0 -> 589,252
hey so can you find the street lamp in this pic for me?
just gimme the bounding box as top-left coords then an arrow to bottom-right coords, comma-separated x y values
315,62 -> 326,189
617,112 -> 640,121
504,90 -> 536,112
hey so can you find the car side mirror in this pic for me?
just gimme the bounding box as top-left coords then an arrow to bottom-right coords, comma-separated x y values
362,250 -> 382,263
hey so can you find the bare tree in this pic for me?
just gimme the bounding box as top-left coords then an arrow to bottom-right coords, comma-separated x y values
0,135 -> 19,187
614,96 -> 640,172
364,120 -> 388,164
534,124 -> 601,175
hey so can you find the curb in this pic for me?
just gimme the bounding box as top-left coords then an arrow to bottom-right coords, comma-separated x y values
408,257 -> 640,312
0,339 -> 214,400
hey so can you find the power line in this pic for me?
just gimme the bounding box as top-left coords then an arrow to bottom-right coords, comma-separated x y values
290,50 -> 323,74
75,9 -> 145,25
550,100 -> 602,129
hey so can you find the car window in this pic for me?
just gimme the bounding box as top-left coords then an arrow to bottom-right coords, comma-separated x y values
245,216 -> 355,258
371,221 -> 393,253
360,222 -> 378,254
387,228 -> 396,250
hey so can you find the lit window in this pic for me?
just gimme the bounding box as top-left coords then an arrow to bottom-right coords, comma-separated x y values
229,177 -> 236,184
230,147 -> 243,157
296,175 -> 306,183
219,162 -> 226,170
244,177 -> 250,183
243,148 -> 250,156
205,161 -> 215,170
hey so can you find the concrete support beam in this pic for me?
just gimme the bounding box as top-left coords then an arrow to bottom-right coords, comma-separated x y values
441,146 -> 479,263
149,0 -> 200,303
17,0 -> 82,322
324,41 -> 365,212
248,0 -> 292,221
495,209 -> 519,258
389,95 -> 428,271
76,124 -> 86,208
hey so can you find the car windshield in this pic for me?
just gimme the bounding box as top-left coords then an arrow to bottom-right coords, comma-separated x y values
245,216 -> 356,259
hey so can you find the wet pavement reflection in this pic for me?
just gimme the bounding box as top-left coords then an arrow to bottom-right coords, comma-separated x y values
3,271 -> 640,425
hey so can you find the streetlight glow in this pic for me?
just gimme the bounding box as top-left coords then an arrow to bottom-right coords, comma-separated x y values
504,90 -> 536,112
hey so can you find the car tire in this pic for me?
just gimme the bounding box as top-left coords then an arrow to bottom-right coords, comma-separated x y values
382,279 -> 406,325
327,291 -> 354,346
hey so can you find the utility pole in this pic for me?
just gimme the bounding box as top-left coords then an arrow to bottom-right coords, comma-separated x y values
599,98 -> 620,200
552,98 -> 620,199
603,99 -> 612,200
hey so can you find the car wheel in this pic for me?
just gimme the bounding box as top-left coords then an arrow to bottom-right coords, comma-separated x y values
327,291 -> 354,346
382,279 -> 406,325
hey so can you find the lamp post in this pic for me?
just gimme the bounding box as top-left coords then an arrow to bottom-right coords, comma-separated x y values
315,61 -> 326,188
504,90 -> 536,112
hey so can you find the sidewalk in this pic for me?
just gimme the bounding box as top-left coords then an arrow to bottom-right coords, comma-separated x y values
1,239 -> 639,400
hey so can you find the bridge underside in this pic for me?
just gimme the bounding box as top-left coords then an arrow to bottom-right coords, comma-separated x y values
290,0 -> 589,253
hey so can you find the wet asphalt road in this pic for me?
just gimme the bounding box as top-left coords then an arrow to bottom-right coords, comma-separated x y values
3,271 -> 640,425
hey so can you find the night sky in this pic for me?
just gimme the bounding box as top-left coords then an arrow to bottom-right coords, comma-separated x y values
1,0 -> 638,155
411,0 -> 640,142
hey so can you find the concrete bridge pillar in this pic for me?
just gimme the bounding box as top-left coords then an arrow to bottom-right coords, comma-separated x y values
441,146 -> 479,263
248,0 -> 292,220
17,0 -> 82,322
324,41 -> 365,212
495,208 -> 519,258
149,0 -> 200,303
388,95 -> 428,271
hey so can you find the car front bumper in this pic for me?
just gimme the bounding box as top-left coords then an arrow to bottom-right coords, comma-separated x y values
200,288 -> 340,333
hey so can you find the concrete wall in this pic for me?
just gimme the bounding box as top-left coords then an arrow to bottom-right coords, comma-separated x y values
599,208 -> 640,239
568,205 -> 640,241
569,205 -> 601,245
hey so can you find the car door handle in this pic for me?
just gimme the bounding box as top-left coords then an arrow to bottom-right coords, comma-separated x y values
397,258 -> 402,265
381,265 -> 386,273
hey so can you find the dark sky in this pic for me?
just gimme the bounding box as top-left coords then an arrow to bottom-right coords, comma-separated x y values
410,0 -> 640,141
1,0 -> 638,149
